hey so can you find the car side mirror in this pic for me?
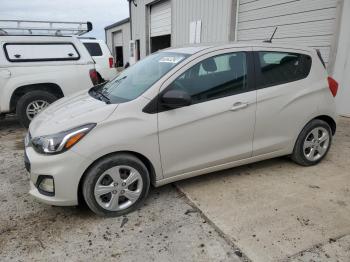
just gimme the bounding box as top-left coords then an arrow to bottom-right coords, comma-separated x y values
161,89 -> 192,109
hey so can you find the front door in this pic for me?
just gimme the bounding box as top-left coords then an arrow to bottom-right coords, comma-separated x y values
158,49 -> 257,178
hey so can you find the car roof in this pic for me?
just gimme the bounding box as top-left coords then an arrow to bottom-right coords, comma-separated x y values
160,42 -> 316,55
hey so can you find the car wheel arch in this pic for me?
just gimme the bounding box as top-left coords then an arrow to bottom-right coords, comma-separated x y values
291,114 -> 336,151
77,151 -> 157,206
313,115 -> 336,135
10,83 -> 64,112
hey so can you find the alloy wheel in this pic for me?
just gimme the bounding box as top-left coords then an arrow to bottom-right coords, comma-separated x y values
94,165 -> 143,211
26,100 -> 50,120
303,127 -> 330,161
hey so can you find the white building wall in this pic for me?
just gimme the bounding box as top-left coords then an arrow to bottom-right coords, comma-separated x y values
131,0 -> 235,59
236,0 -> 339,65
106,21 -> 131,65
333,0 -> 350,116
130,0 -> 154,58
172,0 -> 234,46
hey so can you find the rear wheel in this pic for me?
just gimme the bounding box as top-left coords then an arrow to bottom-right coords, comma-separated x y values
16,90 -> 57,128
82,154 -> 150,217
292,119 -> 332,166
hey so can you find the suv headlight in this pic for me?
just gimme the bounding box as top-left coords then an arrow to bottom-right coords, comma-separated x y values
31,123 -> 96,154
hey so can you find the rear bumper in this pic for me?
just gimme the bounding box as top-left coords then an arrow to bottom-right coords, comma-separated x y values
97,68 -> 118,81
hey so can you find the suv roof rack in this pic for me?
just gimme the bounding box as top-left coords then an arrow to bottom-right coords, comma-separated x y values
0,20 -> 92,36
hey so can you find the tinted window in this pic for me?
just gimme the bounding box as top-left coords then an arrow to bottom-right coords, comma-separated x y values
256,51 -> 311,88
83,42 -> 103,56
4,43 -> 80,62
168,52 -> 248,104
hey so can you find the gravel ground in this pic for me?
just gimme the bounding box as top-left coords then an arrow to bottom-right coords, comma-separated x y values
0,117 -> 242,262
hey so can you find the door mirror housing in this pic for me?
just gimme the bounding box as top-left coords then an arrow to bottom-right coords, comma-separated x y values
161,89 -> 192,109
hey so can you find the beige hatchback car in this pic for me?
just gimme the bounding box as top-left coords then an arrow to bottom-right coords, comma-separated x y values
25,43 -> 338,216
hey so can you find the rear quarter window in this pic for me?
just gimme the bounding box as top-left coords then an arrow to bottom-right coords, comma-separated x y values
4,43 -> 80,62
83,42 -> 103,56
255,51 -> 312,89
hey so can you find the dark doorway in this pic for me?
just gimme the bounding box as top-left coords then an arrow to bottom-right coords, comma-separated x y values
150,34 -> 171,53
115,46 -> 124,67
135,39 -> 141,61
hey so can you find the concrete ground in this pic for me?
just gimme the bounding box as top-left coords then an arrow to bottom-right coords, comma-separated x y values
177,117 -> 350,262
1,116 -> 349,262
0,117 -> 241,262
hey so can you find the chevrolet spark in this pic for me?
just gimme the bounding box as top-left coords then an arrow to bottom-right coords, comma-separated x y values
24,43 -> 338,216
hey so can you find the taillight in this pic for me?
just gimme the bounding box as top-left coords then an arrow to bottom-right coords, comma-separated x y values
327,77 -> 338,97
109,57 -> 114,68
89,69 -> 99,86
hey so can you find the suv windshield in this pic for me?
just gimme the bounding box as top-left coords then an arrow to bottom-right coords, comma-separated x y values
92,52 -> 189,104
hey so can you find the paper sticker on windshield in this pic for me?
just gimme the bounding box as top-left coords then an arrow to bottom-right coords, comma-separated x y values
159,56 -> 183,64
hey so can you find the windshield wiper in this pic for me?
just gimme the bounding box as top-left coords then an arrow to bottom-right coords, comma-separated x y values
95,90 -> 111,104
89,88 -> 111,104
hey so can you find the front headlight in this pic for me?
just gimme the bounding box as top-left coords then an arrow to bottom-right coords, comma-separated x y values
31,123 -> 96,155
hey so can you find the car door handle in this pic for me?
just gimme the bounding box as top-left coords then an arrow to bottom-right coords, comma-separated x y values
230,102 -> 249,111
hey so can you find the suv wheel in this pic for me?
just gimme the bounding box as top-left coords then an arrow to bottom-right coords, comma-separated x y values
16,90 -> 57,128
292,119 -> 332,166
82,154 -> 150,217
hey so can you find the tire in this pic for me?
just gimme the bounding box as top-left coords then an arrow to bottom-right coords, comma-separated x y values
16,90 -> 57,128
291,119 -> 332,166
82,154 -> 150,217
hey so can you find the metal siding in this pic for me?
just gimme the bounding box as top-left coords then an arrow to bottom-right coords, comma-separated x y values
130,0 -> 154,58
333,0 -> 350,115
106,21 -> 130,65
131,0 -> 234,59
236,0 -> 339,63
172,0 -> 233,47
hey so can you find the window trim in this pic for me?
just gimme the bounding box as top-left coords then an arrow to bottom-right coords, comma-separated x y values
253,51 -> 312,90
143,51 -> 256,114
3,42 -> 81,62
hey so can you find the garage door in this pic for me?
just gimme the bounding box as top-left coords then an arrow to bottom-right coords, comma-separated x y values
236,0 -> 338,64
113,31 -> 123,46
150,0 -> 171,37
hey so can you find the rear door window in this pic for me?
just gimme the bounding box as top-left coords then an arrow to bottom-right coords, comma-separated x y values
4,43 -> 80,62
255,51 -> 312,89
83,42 -> 103,56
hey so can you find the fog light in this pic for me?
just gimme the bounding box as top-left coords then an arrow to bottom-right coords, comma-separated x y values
37,176 -> 55,196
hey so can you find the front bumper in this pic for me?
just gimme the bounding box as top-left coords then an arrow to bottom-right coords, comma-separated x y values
25,146 -> 91,206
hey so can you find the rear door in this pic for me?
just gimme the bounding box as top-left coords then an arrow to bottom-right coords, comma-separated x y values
252,47 -> 314,156
157,48 -> 257,178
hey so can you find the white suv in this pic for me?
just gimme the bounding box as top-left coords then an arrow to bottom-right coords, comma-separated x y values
25,43 -> 338,217
80,38 -> 117,82
0,35 -> 100,127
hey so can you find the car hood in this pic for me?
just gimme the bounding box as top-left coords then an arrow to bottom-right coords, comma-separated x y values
29,90 -> 118,137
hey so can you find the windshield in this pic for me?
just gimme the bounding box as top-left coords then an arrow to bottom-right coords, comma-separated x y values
93,52 -> 189,104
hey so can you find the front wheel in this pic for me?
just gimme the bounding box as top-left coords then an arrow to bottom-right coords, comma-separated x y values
82,154 -> 150,217
16,91 -> 57,128
291,119 -> 332,166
